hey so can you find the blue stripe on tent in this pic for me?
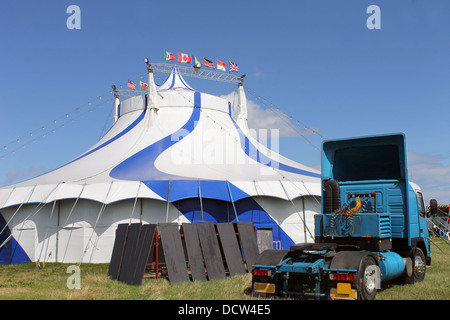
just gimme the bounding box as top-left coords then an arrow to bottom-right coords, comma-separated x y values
169,69 -> 176,89
31,109 -> 146,181
230,115 -> 321,178
110,92 -> 201,181
143,180 -> 250,202
172,197 -> 294,249
178,76 -> 194,91
72,110 -> 146,163
0,214 -> 31,264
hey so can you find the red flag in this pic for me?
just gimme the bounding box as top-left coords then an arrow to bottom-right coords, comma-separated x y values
178,52 -> 192,64
217,59 -> 226,71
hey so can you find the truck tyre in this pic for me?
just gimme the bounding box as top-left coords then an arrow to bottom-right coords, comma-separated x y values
323,180 -> 340,213
406,247 -> 426,284
330,251 -> 378,300
356,255 -> 378,300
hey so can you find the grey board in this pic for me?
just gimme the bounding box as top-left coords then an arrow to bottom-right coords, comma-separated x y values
181,224 -> 207,282
118,223 -> 142,284
127,224 -> 156,286
257,228 -> 273,253
236,222 -> 259,271
158,223 -> 190,283
216,223 -> 246,276
108,223 -> 129,280
196,222 -> 226,280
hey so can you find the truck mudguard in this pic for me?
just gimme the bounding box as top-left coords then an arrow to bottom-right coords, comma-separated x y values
329,251 -> 378,270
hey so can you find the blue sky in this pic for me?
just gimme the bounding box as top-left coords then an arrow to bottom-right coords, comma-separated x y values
1,1 -> 450,204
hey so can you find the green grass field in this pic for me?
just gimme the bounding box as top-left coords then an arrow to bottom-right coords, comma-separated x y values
0,238 -> 448,300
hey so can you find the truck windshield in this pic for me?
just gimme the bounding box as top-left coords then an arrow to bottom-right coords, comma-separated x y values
332,144 -> 402,181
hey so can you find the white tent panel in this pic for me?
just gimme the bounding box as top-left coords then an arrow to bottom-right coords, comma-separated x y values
118,95 -> 145,118
57,225 -> 84,263
79,183 -> 114,204
0,188 -> 14,209
15,219 -> 37,261
279,180 -> 319,201
199,92 -> 229,113
86,109 -> 144,152
155,109 -> 267,181
158,90 -> 195,108
46,183 -> 85,203
137,183 -> 166,201
141,199 -> 190,225
104,181 -> 164,204
28,184 -> 59,204
57,199 -> 99,263
2,186 -> 35,209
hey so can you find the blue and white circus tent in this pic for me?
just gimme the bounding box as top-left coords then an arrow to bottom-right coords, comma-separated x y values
0,65 -> 321,264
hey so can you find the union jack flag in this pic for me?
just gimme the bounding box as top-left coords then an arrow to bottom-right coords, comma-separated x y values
229,61 -> 238,72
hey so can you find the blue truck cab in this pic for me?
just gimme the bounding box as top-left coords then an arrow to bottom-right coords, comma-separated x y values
252,133 -> 434,300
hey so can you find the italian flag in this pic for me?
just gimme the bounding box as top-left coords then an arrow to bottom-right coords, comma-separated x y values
164,50 -> 175,61
217,59 -> 226,71
178,52 -> 192,64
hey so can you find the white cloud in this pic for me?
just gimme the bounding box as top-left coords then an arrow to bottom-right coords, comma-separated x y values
4,166 -> 46,185
408,151 -> 450,205
220,91 -> 321,138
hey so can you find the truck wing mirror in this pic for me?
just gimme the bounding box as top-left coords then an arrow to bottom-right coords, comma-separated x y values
427,199 -> 438,217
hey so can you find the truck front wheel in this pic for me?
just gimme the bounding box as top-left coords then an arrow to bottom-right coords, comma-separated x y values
408,247 -> 426,284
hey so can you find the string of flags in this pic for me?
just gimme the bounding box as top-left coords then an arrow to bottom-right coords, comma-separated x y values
127,50 -> 240,91
165,50 -> 239,73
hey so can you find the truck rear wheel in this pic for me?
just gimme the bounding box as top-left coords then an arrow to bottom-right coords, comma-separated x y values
357,256 -> 378,300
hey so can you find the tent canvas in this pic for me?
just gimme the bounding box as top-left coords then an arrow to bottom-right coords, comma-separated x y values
0,64 -> 321,264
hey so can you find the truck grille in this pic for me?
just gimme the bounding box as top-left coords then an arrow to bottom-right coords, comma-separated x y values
379,215 -> 391,237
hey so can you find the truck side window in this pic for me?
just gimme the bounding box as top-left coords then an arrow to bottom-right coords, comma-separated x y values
417,192 -> 425,217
